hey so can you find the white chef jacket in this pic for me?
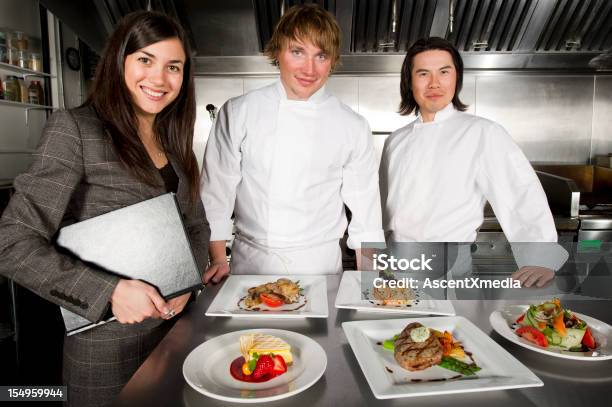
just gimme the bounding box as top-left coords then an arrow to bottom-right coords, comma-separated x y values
380,103 -> 558,245
201,80 -> 384,273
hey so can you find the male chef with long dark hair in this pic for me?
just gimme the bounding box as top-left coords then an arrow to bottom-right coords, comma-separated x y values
380,37 -> 566,288
201,4 -> 383,280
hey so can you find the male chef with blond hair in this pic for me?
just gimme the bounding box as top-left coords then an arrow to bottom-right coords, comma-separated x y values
201,4 -> 383,281
380,37 -> 566,288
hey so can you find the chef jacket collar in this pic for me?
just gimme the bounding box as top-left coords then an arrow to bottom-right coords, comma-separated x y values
414,103 -> 456,127
275,79 -> 329,104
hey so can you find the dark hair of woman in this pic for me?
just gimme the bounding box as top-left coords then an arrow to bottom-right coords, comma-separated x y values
85,10 -> 199,203
399,37 -> 468,116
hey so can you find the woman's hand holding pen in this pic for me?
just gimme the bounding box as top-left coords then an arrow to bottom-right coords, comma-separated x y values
110,279 -> 172,324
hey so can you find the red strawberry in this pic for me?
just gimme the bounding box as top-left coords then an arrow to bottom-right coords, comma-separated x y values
252,355 -> 274,379
271,355 -> 287,376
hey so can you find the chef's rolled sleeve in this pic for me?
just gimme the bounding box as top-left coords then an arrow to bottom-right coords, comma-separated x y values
200,99 -> 242,241
342,117 -> 385,250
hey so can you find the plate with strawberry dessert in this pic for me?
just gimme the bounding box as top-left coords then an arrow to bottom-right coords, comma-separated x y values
182,329 -> 327,403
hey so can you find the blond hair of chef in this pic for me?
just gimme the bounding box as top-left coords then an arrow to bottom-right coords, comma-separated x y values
201,4 -> 384,281
380,37 -> 566,288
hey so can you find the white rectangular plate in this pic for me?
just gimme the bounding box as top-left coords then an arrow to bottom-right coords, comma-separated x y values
342,316 -> 543,399
334,270 -> 455,316
206,275 -> 328,319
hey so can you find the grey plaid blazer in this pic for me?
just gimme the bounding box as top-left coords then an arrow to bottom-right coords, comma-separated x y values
0,105 -> 210,324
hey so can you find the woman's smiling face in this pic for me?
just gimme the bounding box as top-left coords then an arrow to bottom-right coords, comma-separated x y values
123,37 -> 186,122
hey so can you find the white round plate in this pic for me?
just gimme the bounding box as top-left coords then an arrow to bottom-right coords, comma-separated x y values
182,329 -> 327,403
490,305 -> 612,361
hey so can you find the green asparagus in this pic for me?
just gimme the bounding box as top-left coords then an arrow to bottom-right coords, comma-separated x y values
439,356 -> 481,376
382,334 -> 400,351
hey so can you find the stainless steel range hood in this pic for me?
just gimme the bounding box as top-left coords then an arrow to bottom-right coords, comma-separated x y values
42,0 -> 612,74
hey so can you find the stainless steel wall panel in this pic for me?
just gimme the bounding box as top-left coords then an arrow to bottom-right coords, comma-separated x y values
194,77 -> 244,112
357,76 -> 409,132
592,76 -> 612,160
195,56 -> 278,75
475,75 -> 594,163
193,78 -> 244,168
327,76 -> 360,111
194,53 -> 601,74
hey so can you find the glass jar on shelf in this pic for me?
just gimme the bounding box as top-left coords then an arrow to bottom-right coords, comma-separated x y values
4,75 -> 20,101
16,49 -> 28,69
10,31 -> 28,51
28,80 -> 44,105
29,53 -> 42,72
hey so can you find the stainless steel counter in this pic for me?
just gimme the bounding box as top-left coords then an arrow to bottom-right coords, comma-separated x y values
114,275 -> 612,407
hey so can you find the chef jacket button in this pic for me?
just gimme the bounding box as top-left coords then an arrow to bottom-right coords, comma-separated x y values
50,289 -> 59,297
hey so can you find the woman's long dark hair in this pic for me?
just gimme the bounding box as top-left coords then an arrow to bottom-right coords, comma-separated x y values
399,37 -> 468,116
84,11 -> 199,203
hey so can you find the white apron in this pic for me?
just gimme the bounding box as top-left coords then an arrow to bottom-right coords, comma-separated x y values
230,234 -> 342,275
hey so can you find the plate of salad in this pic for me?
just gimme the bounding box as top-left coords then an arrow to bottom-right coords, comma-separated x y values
490,299 -> 612,360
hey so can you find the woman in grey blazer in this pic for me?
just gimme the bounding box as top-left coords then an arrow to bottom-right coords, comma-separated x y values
0,11 -> 209,407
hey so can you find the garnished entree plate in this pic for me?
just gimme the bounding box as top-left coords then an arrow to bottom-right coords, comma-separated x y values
342,316 -> 542,399
335,271 -> 455,316
206,275 -> 328,318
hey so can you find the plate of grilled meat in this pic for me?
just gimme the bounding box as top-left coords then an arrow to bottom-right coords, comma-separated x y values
342,316 -> 542,399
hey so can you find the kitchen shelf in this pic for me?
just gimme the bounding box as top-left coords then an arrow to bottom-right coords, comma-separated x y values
0,99 -> 53,109
0,61 -> 51,77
